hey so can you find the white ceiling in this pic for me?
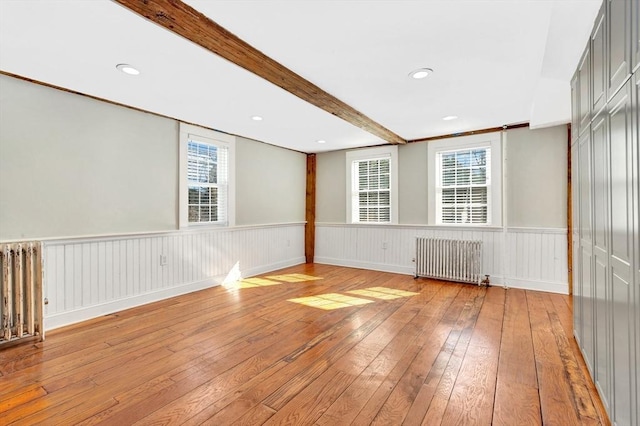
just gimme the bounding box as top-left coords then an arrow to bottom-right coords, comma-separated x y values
0,0 -> 601,153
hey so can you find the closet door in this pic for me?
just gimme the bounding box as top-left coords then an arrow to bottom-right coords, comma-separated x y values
571,70 -> 582,342
572,138 -> 582,344
606,0 -> 631,99
591,111 -> 611,411
579,129 -> 595,374
634,72 -> 640,426
608,79 -> 635,426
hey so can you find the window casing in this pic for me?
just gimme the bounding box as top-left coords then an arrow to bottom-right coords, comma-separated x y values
346,146 -> 398,224
428,133 -> 502,226
179,123 -> 235,228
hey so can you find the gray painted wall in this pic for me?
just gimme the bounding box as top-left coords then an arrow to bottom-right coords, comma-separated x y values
0,74 -> 306,240
316,150 -> 346,223
0,75 -> 178,240
235,137 -> 306,225
506,126 -> 567,228
398,141 -> 429,224
316,126 -> 568,228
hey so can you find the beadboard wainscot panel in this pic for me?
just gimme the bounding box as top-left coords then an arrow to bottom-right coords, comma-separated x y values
504,227 -> 569,294
315,223 -> 568,294
42,223 -> 305,330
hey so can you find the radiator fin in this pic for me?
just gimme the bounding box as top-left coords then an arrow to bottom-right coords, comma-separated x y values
0,242 -> 44,346
415,237 -> 482,285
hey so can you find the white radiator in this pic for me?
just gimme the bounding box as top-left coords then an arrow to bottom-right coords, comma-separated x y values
415,237 -> 483,285
1,242 -> 44,346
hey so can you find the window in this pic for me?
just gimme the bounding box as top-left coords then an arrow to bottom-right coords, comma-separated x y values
437,148 -> 490,224
187,140 -> 227,223
179,123 -> 235,228
346,146 -> 398,224
428,133 -> 502,226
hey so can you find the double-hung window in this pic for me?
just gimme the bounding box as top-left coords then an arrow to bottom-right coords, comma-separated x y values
428,133 -> 502,226
437,147 -> 490,224
346,146 -> 398,224
187,140 -> 227,223
179,123 -> 235,228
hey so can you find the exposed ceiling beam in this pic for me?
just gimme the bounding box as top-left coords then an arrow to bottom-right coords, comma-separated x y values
113,0 -> 407,145
407,122 -> 530,144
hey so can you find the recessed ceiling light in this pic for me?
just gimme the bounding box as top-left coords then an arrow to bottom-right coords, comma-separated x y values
443,115 -> 458,121
251,115 -> 263,121
116,64 -> 140,75
409,68 -> 433,79
317,140 -> 326,144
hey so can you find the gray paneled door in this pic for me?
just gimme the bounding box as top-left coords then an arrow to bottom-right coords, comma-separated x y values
591,110 -> 611,411
608,79 -> 635,426
634,71 -> 640,426
579,129 -> 596,375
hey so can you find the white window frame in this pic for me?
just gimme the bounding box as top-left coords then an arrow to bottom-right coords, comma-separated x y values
427,132 -> 502,226
179,122 -> 235,229
345,145 -> 398,224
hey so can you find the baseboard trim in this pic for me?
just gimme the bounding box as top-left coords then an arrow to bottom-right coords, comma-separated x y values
502,277 -> 568,294
315,257 -> 568,294
45,277 -> 220,331
314,257 -> 415,276
44,256 -> 306,331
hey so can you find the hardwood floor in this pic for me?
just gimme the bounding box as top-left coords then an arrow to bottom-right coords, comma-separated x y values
0,264 -> 609,425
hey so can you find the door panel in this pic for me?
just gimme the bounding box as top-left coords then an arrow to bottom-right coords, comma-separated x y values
609,81 -> 633,266
594,257 -> 610,410
611,268 -> 632,425
572,72 -> 580,137
581,245 -> 596,374
607,0 -> 631,99
579,48 -> 592,135
579,131 -> 593,244
633,0 -> 640,72
591,114 -> 608,252
592,7 -> 606,114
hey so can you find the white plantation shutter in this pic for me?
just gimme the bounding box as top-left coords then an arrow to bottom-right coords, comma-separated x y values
353,157 -> 391,223
437,147 -> 490,224
187,138 -> 229,224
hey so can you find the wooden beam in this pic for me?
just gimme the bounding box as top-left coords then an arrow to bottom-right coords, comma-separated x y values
408,122 -> 529,144
305,154 -> 316,264
567,124 -> 573,295
113,0 -> 406,145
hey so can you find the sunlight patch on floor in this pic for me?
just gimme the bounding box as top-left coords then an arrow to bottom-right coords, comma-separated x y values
231,277 -> 283,289
226,273 -> 323,289
266,273 -> 323,283
288,293 -> 373,310
347,287 -> 419,300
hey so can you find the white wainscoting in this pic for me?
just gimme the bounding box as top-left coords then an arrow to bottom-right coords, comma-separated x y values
315,223 -> 568,294
42,223 -> 305,330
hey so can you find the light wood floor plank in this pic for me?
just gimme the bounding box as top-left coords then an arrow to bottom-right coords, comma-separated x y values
0,265 -> 609,425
